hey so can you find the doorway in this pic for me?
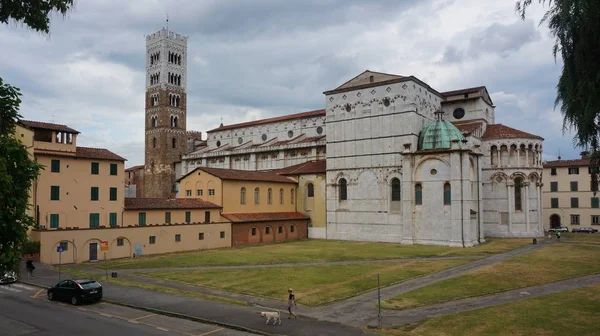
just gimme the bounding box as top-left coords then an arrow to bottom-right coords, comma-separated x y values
89,243 -> 98,261
550,214 -> 561,228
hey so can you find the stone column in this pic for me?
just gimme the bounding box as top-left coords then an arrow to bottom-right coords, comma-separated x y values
537,182 -> 543,233
507,181 -> 514,233
524,182 -> 530,233
401,143 -> 414,244
525,150 -> 529,167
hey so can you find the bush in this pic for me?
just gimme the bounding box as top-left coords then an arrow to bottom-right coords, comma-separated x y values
21,240 -> 40,255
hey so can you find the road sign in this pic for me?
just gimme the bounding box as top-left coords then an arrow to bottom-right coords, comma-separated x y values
100,240 -> 109,252
57,246 -> 64,253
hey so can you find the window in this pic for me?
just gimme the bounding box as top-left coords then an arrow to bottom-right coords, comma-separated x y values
89,213 -> 99,228
268,188 -> 273,204
307,183 -> 314,198
252,227 -> 257,236
220,231 -> 225,239
592,198 -> 599,209
59,241 -> 68,251
571,197 -> 579,208
593,215 -> 600,225
550,182 -> 558,192
91,187 -> 99,201
551,198 -> 559,208
571,214 -> 580,225
415,184 -> 423,205
391,178 -> 401,201
117,238 -> 124,246
240,187 -> 246,204
175,234 -> 181,242
339,179 -> 347,200
568,167 -> 579,175
110,163 -> 118,176
453,108 -> 465,119
442,183 -> 451,205
186,190 -> 192,196
204,211 -> 210,223
254,187 -> 260,204
266,227 -> 271,234
199,232 -> 204,240
109,187 -> 118,201
570,181 -> 578,192
280,188 -> 284,204
172,137 -> 176,148
551,168 -> 557,176
278,226 -> 283,234
51,159 -> 60,173
208,189 -> 215,196
165,212 -> 171,223
185,211 -> 191,223
153,137 -> 156,148
91,162 -> 99,175
139,212 -> 146,226
109,213 -> 117,227
50,186 -> 60,200
50,214 -> 59,229
291,225 -> 295,233
514,178 -> 523,211
149,236 -> 156,244
291,189 -> 295,204
197,190 -> 203,196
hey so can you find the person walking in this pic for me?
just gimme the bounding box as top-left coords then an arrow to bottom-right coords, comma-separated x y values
287,288 -> 297,319
25,259 -> 35,279
556,231 -> 562,241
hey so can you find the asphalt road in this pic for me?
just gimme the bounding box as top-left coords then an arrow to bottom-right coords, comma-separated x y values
0,282 -> 257,336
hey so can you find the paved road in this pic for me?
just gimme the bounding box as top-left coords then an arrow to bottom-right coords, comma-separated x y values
0,282 -> 257,336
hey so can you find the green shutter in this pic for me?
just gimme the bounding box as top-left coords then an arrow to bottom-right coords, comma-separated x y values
50,186 -> 60,200
185,211 -> 191,223
109,213 -> 117,227
51,160 -> 60,173
91,187 -> 99,201
139,212 -> 146,226
89,213 -> 99,228
50,214 -> 59,228
110,163 -> 118,176
592,198 -> 599,209
91,162 -> 99,174
165,212 -> 171,223
110,187 -> 118,201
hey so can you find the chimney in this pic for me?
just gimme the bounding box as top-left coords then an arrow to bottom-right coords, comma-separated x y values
581,151 -> 590,159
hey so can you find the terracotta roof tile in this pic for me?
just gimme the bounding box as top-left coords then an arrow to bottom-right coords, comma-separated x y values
543,158 -> 590,168
207,109 -> 325,133
19,120 -> 80,133
178,167 -> 297,184
125,198 -> 221,210
222,212 -> 309,223
481,124 -> 543,140
452,121 -> 482,135
276,160 -> 326,175
126,165 -> 145,171
76,147 -> 127,161
33,149 -> 76,158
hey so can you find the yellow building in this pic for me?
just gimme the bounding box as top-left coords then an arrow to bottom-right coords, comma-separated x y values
542,153 -> 600,230
15,122 -> 35,218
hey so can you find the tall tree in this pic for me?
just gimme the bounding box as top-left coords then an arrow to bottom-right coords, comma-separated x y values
0,0 -> 74,272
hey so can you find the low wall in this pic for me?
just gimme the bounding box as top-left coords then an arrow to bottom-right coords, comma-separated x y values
231,219 -> 308,247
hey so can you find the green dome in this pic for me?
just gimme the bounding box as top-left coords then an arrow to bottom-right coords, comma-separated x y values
418,112 -> 465,150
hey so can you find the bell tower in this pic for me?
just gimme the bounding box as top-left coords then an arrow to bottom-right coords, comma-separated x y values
144,27 -> 188,198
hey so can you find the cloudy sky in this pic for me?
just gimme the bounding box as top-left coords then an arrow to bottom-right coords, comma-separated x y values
0,0 -> 578,167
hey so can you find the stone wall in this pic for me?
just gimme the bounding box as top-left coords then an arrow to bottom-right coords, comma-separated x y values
231,220 -> 308,246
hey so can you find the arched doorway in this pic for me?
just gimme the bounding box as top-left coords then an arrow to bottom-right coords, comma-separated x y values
550,214 -> 561,228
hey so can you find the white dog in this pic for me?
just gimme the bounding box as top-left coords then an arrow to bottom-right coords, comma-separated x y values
260,310 -> 282,325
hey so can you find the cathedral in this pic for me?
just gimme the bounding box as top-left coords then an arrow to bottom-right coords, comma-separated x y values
132,28 -> 545,247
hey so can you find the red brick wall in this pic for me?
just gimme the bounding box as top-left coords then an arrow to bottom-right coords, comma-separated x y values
231,219 -> 308,247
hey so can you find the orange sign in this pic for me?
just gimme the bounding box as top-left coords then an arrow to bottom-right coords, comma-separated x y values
100,240 -> 109,252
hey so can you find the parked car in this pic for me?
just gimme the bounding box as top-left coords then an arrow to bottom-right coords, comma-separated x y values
571,227 -> 599,233
0,271 -> 18,285
549,227 -> 569,233
47,279 -> 102,305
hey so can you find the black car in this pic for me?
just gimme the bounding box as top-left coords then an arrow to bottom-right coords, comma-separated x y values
571,227 -> 599,233
47,279 -> 103,305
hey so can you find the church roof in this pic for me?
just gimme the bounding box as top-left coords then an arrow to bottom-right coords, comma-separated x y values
481,124 -> 543,140
177,167 -> 297,184
418,113 -> 465,150
206,109 -> 325,133
276,160 -> 326,175
222,212 -> 309,223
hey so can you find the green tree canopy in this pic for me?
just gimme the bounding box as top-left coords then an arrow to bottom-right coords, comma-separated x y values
0,0 -> 73,33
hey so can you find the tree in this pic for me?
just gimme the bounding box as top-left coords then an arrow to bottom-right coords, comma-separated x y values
0,0 -> 74,272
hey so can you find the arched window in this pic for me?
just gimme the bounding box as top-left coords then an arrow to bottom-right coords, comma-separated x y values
291,188 -> 295,204
174,116 -> 178,128
240,187 -> 246,205
514,177 -> 523,211
391,178 -> 401,201
151,116 -> 157,128
443,183 -> 451,205
152,137 -> 156,149
339,178 -> 347,200
415,183 -> 423,205
254,187 -> 260,205
267,188 -> 272,204
279,188 -> 284,204
172,137 -> 176,148
307,183 -> 314,198
170,115 -> 174,127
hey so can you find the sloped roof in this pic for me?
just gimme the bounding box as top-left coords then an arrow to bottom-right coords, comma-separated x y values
324,72 -> 444,98
543,158 -> 589,168
19,120 -> 80,134
125,165 -> 145,171
207,109 -> 325,133
221,212 -> 309,223
76,147 -> 127,161
124,198 -> 221,210
452,121 -> 483,136
333,70 -> 405,91
441,86 -> 486,97
177,167 -> 297,184
276,160 -> 326,175
481,124 -> 543,140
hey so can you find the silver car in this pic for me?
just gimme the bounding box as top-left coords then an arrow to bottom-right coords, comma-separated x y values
0,271 -> 18,284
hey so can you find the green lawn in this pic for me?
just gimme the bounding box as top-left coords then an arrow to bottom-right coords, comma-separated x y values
564,232 -> 600,244
377,283 -> 600,336
383,243 -> 600,310
102,238 -> 531,269
138,259 -> 471,306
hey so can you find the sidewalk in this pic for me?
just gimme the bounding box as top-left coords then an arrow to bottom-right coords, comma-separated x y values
21,263 -> 376,336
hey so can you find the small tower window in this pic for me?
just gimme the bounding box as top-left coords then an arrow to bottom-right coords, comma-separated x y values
152,137 -> 156,148
415,183 -> 423,205
172,137 -> 176,148
339,178 -> 347,200
391,178 -> 401,201
443,183 -> 451,205
369,75 -> 374,83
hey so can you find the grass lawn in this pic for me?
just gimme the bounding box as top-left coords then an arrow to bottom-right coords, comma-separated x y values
376,283 -> 600,336
138,259 -> 471,306
102,238 -> 531,269
383,243 -> 600,310
564,232 -> 600,244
